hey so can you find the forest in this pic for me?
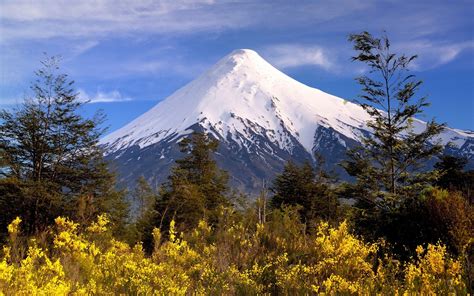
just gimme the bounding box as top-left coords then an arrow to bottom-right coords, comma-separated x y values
0,32 -> 473,295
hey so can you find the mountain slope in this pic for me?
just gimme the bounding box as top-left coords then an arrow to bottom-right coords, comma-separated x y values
102,49 -> 474,193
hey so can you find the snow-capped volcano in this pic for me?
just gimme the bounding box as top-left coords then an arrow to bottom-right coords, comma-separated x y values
102,49 -> 473,192
102,49 -> 371,153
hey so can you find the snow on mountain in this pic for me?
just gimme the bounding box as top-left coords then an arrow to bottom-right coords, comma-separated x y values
101,49 -> 473,193
102,49 -> 373,154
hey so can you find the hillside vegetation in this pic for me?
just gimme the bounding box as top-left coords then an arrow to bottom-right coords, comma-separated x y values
0,208 -> 468,294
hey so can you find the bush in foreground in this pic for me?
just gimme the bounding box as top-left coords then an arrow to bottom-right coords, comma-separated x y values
0,211 -> 467,295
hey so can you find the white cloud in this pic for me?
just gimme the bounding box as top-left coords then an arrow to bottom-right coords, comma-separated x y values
78,89 -> 132,103
70,41 -> 99,57
396,40 -> 474,69
121,57 -> 206,78
261,38 -> 474,75
263,44 -> 336,71
0,0 -> 249,42
1,0 -> 472,95
432,42 -> 474,65
0,89 -> 131,107
0,0 -> 372,43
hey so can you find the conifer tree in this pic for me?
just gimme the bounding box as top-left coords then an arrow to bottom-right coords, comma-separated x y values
271,161 -> 315,211
343,32 -> 445,212
155,132 -> 229,231
271,159 -> 338,224
0,56 -> 128,236
434,155 -> 473,203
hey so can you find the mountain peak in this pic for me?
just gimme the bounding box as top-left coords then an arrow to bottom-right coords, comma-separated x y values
101,48 -> 473,193
101,48 -> 373,152
226,48 -> 261,62
229,48 -> 259,56
208,48 -> 273,79
102,49 -> 471,159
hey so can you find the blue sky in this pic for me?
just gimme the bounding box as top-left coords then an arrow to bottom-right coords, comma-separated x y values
1,0 -> 473,135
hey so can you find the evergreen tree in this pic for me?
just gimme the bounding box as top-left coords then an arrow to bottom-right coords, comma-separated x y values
155,132 -> 229,232
271,159 -> 339,225
0,56 -> 128,237
271,161 -> 315,211
343,32 -> 445,212
434,155 -> 473,203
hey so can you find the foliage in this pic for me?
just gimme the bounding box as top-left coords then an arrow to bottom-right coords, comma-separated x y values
271,160 -> 341,226
404,244 -> 465,294
127,176 -> 159,248
343,31 -> 444,211
0,34 -> 471,295
0,210 -> 468,295
0,56 -> 128,238
154,132 -> 229,233
434,155 -> 474,203
352,187 -> 474,261
133,176 -> 157,220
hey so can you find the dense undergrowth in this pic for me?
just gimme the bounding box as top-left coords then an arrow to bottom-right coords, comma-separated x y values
0,208 -> 467,295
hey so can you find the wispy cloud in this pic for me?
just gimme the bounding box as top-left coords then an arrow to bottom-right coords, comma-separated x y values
260,38 -> 474,75
0,89 -> 132,108
263,44 -> 336,71
396,41 -> 474,69
0,0 -> 372,43
1,0 -> 473,110
70,41 -> 99,57
0,89 -> 131,107
78,89 -> 132,103
121,57 -> 206,78
0,0 -> 249,42
2,1 -> 470,77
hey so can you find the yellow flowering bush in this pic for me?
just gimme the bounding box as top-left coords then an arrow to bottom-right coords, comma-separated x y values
404,244 -> 465,294
0,217 -> 71,294
274,221 -> 378,294
0,212 -> 468,295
